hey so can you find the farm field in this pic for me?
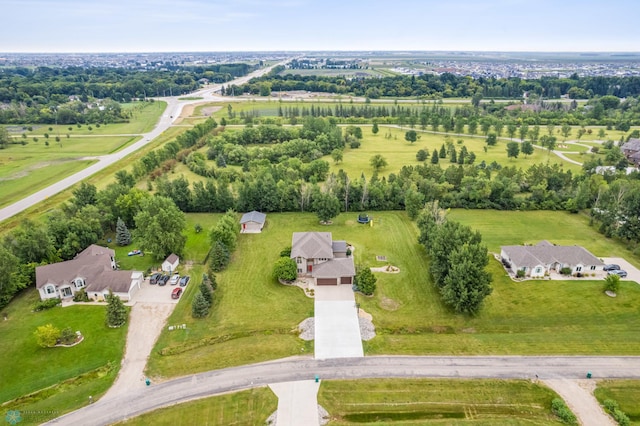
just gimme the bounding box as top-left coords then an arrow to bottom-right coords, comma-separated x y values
115,388 -> 277,426
594,380 -> 640,424
0,136 -> 140,208
149,210 -> 640,381
318,379 -> 561,425
0,288 -> 128,416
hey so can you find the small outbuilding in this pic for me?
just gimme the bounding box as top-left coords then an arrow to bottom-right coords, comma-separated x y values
162,253 -> 180,273
240,211 -> 266,233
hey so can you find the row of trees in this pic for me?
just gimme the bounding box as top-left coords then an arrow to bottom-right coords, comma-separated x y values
233,72 -> 640,100
208,211 -> 240,272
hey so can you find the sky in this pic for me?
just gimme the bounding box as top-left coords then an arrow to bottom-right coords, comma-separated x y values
2,0 -> 639,53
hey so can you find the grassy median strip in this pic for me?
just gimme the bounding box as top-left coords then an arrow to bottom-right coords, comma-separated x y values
318,379 -> 561,425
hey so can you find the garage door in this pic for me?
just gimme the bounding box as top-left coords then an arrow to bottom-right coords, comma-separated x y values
340,276 -> 352,284
317,278 -> 337,285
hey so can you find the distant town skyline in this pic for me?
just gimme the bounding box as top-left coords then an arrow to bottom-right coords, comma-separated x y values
2,0 -> 640,53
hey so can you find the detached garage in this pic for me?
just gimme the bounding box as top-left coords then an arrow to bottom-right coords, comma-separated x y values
240,211 -> 266,233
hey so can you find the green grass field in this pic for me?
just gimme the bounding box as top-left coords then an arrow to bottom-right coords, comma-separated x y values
594,380 -> 640,424
0,289 -> 127,412
319,379 -> 562,425
115,387 -> 277,425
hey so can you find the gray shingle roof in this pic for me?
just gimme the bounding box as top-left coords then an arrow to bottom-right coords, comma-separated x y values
164,253 -> 179,265
240,210 -> 266,224
332,240 -> 347,253
291,232 -> 334,259
621,138 -> 640,152
501,241 -> 604,268
312,258 -> 355,278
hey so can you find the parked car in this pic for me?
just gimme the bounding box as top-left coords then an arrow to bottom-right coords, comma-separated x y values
171,287 -> 182,299
607,270 -> 628,278
158,274 -> 170,286
169,273 -> 180,285
603,264 -> 621,271
149,273 -> 161,285
179,275 -> 190,287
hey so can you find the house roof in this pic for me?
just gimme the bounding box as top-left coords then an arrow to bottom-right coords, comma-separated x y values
312,258 -> 356,279
332,240 -> 347,253
36,244 -> 137,294
291,232 -> 333,259
164,253 -> 179,265
621,138 -> 640,152
240,210 -> 266,224
501,241 -> 604,268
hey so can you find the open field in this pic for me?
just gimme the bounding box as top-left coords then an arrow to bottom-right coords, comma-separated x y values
115,387 -> 277,426
4,101 -> 166,137
319,379 -> 561,425
279,68 -> 387,78
594,380 -> 640,424
0,289 -> 127,412
149,210 -> 640,381
0,136 -> 139,208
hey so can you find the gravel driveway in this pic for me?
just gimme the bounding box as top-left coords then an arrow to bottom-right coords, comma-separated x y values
101,280 -> 179,400
543,379 -> 615,426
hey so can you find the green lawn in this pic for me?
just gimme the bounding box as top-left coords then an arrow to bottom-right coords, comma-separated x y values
594,380 -> 640,425
115,387 -> 277,425
319,379 -> 562,425
0,289 -> 128,414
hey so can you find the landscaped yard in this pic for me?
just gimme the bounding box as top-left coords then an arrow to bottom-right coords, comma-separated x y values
114,387 -> 277,425
0,289 -> 128,418
318,379 -> 562,425
594,380 -> 640,425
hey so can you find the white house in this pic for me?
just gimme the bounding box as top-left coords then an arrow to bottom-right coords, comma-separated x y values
500,241 -> 604,278
240,211 -> 267,233
35,245 -> 142,302
162,253 -> 180,273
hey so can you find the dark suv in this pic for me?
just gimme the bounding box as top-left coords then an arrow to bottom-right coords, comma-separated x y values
149,273 -> 161,285
607,270 -> 628,278
158,274 -> 170,286
603,264 -> 621,271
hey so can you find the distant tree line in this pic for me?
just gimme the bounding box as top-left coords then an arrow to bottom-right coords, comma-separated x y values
231,72 -> 640,99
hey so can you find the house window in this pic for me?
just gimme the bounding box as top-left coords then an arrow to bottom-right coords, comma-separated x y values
590,266 -> 596,270
576,266 -> 582,272
534,267 -> 543,274
46,285 -> 55,294
296,258 -> 302,264
297,268 -> 303,274
75,278 -> 85,288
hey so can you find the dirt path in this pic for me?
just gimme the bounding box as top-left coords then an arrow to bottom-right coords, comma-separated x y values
542,379 -> 615,426
102,302 -> 175,400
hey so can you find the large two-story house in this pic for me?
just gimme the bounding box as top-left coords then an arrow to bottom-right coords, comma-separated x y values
36,244 -> 143,302
290,232 -> 355,285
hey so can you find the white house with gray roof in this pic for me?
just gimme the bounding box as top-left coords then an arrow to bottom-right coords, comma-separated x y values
240,210 -> 266,233
291,232 -> 355,285
500,241 -> 604,278
36,244 -> 143,302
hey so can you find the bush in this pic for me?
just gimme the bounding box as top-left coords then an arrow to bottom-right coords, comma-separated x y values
73,289 -> 89,302
516,269 -> 525,278
354,266 -> 377,296
273,257 -> 297,282
279,246 -> 292,257
34,324 -> 61,347
560,267 -> 572,275
604,274 -> 620,293
551,398 -> 578,425
59,327 -> 77,345
349,139 -> 361,149
209,240 -> 230,272
603,399 -> 630,426
33,298 -> 61,311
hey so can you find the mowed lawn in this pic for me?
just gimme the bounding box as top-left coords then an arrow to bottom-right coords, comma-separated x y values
0,135 -> 139,208
0,289 -> 128,407
319,379 -> 561,425
594,380 -> 640,424
115,388 -> 277,426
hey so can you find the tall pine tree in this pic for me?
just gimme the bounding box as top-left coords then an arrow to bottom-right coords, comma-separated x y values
116,217 -> 131,246
106,290 -> 128,327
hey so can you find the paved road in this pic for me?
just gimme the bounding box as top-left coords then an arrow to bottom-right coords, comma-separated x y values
0,61 -> 289,224
49,355 -> 640,425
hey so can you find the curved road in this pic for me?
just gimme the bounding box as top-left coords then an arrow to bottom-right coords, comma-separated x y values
0,60 -> 288,224
50,355 -> 640,425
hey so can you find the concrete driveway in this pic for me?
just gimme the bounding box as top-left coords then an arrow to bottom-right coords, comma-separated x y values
601,257 -> 640,284
314,286 -> 363,359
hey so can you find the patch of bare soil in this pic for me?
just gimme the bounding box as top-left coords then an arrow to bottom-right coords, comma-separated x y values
380,297 -> 400,311
370,265 -> 400,273
201,106 -> 222,116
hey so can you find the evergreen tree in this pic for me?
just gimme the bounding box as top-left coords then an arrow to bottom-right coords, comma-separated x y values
199,277 -> 213,306
431,149 -> 439,164
105,290 -> 127,327
209,240 -> 230,272
192,291 -> 209,318
115,217 -> 131,246
439,144 -> 447,158
354,266 -> 377,295
450,148 -> 457,163
372,122 -> 379,134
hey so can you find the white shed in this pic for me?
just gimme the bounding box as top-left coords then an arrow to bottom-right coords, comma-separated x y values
240,211 -> 266,233
162,253 -> 180,273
